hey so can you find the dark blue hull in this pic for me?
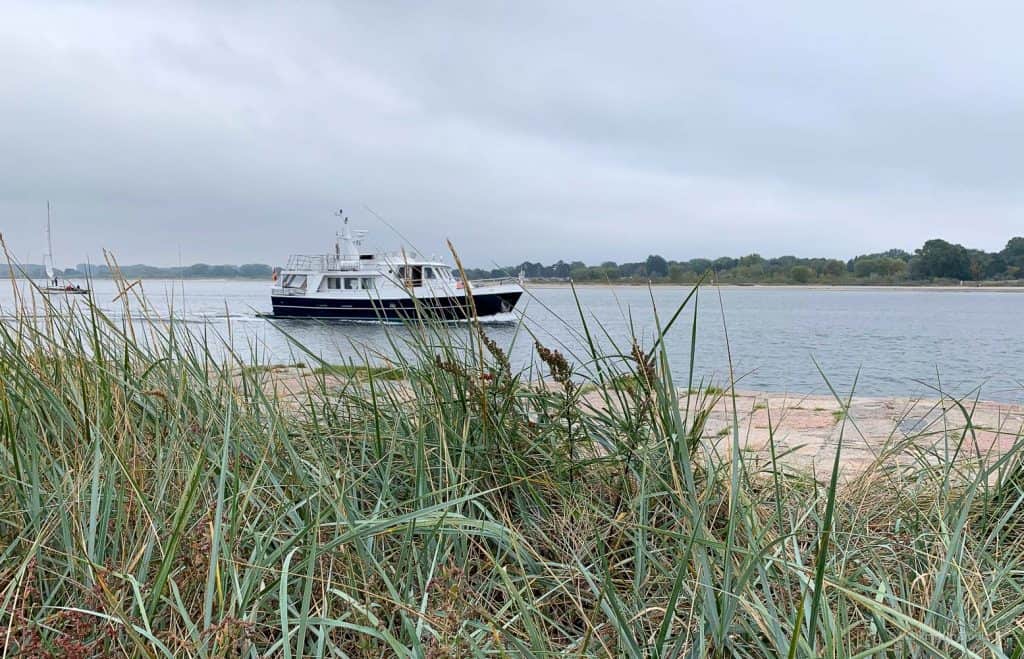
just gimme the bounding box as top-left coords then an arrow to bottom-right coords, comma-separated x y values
270,290 -> 522,320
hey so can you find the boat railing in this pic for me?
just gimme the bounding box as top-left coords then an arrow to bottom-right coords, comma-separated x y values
285,254 -> 361,272
465,276 -> 522,288
271,286 -> 304,296
375,250 -> 445,264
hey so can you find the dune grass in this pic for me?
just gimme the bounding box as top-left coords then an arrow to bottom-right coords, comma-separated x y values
1,277 -> 1023,657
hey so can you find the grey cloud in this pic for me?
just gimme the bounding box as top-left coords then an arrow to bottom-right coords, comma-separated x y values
0,1 -> 1021,268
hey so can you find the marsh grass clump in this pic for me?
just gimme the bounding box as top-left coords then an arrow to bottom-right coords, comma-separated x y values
687,384 -> 725,396
0,275 -> 1022,657
310,363 -> 403,380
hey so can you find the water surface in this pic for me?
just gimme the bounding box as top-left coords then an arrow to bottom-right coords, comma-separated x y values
2,279 -> 1020,403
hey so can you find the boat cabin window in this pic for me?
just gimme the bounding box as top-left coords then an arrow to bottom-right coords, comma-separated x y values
320,276 -> 368,291
424,268 -> 436,280
282,274 -> 307,289
398,265 -> 423,288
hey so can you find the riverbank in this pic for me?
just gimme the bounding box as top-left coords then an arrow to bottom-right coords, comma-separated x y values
527,280 -> 1024,291
252,364 -> 1024,478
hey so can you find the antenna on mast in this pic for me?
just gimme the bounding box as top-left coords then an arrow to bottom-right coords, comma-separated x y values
332,207 -> 361,260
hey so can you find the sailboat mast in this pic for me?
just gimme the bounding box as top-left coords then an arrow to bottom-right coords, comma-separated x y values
45,201 -> 55,281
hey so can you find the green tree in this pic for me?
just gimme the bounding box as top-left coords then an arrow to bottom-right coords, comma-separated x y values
569,266 -> 592,281
238,263 -> 273,277
551,261 -> 571,279
910,239 -> 971,280
618,262 -> 644,278
668,265 -> 687,283
886,259 -> 907,278
984,254 -> 1008,279
713,257 -> 738,271
1001,237 -> 1024,273
853,258 -> 879,278
851,257 -> 897,278
687,258 -> 712,274
966,250 -> 991,281
790,265 -> 814,283
823,259 -> 846,278
645,254 -> 669,278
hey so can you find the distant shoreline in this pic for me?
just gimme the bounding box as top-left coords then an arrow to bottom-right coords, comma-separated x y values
7,276 -> 1024,292
526,281 -> 1024,292
2,275 -> 272,282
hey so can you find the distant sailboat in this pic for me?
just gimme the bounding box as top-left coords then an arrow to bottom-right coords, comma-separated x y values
41,202 -> 88,295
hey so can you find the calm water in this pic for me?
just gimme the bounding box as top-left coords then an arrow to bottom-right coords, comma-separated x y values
3,279 -> 1022,403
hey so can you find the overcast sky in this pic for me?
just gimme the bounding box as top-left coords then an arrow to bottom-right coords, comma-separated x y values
1,2 -> 1022,268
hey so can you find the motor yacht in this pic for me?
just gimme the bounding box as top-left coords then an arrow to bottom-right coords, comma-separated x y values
271,213 -> 522,320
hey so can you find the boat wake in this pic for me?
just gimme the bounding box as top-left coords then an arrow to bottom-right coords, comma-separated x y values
260,312 -> 520,326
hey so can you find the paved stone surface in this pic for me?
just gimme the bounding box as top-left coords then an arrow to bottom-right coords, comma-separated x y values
692,389 -> 1024,478
255,367 -> 1024,478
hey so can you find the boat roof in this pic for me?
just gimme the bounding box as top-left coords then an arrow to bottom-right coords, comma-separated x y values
281,214 -> 448,273
281,253 -> 448,273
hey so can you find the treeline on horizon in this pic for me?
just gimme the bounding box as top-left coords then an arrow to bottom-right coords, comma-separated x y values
8,236 -> 1024,284
8,262 -> 274,280
465,236 -> 1024,284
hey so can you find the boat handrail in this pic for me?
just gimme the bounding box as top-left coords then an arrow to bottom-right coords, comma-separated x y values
284,252 -> 447,272
375,250 -> 446,264
466,276 -> 522,288
285,254 -> 361,272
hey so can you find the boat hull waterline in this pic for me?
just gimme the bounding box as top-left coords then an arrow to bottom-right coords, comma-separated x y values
271,290 -> 522,320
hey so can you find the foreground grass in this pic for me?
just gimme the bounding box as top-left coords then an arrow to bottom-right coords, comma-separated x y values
1,281 -> 1023,657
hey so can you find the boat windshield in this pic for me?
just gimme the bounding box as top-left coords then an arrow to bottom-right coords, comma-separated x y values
398,266 -> 424,288
281,274 -> 307,289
